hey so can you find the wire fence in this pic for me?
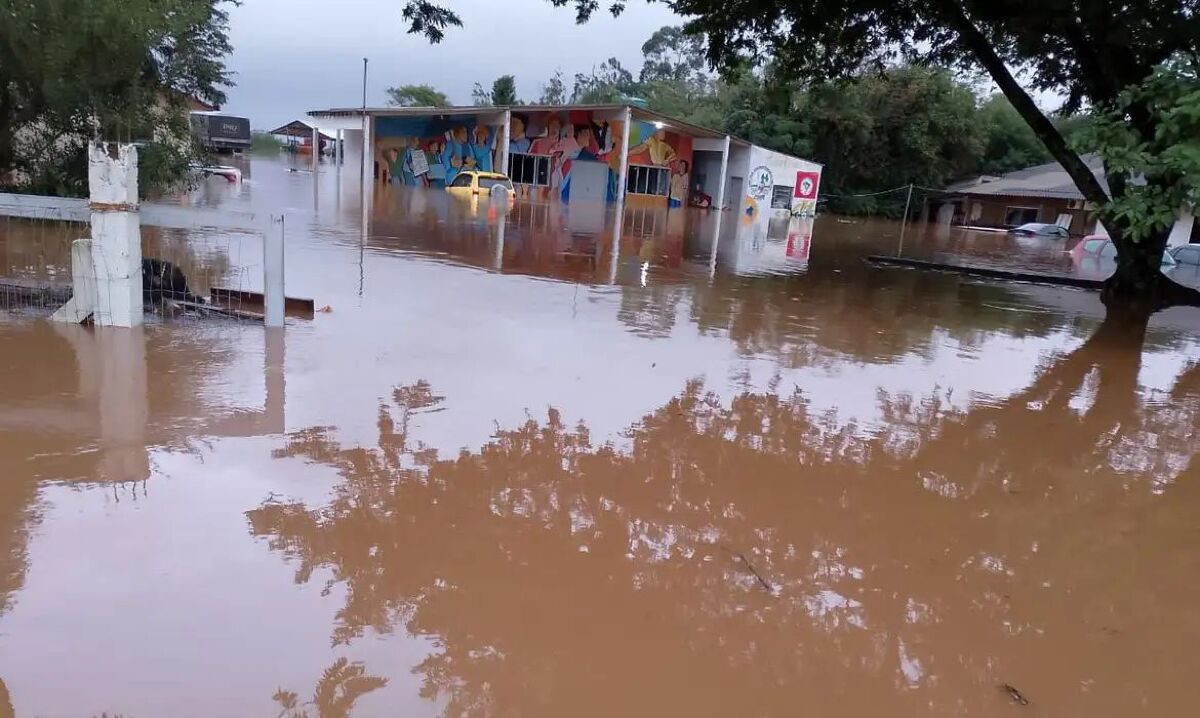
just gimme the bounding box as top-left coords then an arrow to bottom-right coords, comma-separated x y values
0,197 -> 275,324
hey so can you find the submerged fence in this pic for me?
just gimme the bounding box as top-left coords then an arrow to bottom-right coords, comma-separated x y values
0,142 -> 285,327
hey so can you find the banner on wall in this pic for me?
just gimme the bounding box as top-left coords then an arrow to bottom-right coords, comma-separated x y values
794,170 -> 821,200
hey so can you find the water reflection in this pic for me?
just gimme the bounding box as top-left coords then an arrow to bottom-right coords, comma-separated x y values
274,658 -> 388,718
249,318 -> 1200,716
0,323 -> 285,613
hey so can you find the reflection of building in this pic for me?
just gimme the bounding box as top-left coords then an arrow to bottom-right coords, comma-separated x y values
308,104 -> 821,215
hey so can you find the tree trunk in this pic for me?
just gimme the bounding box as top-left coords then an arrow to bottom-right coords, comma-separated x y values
1103,225 -> 1200,312
939,2 -> 1200,314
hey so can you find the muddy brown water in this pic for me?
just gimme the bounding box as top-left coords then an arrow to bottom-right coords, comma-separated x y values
1,156 -> 1199,717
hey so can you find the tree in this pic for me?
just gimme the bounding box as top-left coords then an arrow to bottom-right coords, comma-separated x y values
398,0 -> 1200,311
0,0 -> 234,197
386,83 -> 450,107
538,69 -> 568,105
490,74 -> 520,105
470,82 -> 491,106
571,58 -> 638,103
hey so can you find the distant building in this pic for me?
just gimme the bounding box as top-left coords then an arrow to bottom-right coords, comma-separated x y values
306,104 -> 823,236
933,155 -> 1198,244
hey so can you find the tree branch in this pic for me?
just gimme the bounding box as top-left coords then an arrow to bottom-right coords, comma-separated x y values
938,2 -> 1111,207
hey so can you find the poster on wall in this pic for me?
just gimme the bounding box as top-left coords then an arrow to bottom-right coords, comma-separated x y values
408,147 -> 429,176
748,165 -> 774,199
793,170 -> 821,216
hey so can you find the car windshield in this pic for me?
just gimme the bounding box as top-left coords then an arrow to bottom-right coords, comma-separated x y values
479,177 -> 513,191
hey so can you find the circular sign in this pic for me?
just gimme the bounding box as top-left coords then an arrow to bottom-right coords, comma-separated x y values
799,177 -> 815,197
748,165 -> 773,199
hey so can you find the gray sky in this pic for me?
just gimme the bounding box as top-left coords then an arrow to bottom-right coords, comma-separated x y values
223,0 -> 683,130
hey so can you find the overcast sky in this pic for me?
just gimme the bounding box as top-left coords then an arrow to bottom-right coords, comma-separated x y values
223,0 -> 683,130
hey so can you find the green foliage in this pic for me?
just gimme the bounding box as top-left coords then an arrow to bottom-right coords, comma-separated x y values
490,75 -> 520,105
251,131 -> 283,153
538,70 -> 568,105
471,82 -> 491,106
571,58 -> 638,103
1075,60 -> 1200,243
386,83 -> 450,107
0,0 -> 233,197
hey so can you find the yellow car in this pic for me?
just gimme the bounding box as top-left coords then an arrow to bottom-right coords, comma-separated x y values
446,170 -> 515,204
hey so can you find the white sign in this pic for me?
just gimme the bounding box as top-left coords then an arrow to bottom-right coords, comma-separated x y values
408,148 -> 429,176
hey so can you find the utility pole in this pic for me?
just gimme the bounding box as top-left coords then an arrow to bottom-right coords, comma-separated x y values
897,183 -> 914,256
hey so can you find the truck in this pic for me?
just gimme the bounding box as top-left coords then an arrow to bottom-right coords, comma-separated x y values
189,112 -> 251,153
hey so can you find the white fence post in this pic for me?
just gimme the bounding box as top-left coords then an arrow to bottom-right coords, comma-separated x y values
88,142 -> 143,327
264,215 -> 285,327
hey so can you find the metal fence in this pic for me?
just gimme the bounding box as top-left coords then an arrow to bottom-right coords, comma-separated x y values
0,144 -> 285,326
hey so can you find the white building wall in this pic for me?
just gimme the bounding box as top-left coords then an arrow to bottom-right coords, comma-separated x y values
736,145 -> 822,239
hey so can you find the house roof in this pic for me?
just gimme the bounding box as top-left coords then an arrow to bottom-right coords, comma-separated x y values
269,119 -> 335,140
946,154 -> 1109,200
307,104 -> 747,144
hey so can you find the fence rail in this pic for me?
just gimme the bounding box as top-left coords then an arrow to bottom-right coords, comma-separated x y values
0,143 -> 285,327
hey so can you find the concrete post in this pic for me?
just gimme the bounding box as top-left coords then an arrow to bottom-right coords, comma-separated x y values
336,129 -> 344,165
311,125 -> 320,171
264,215 -> 285,327
714,135 -> 731,212
498,109 -> 512,178
361,113 -> 374,226
615,107 -> 632,205
88,142 -> 142,327
50,239 -> 97,323
608,202 -> 623,284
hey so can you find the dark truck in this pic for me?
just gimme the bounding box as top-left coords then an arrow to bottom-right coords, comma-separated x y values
189,112 -> 251,153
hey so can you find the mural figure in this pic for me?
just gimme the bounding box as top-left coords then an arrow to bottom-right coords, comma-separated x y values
629,127 -> 678,166
510,113 -> 531,154
385,147 -> 402,185
669,158 -> 689,208
471,126 -> 494,173
444,125 -> 470,183
426,140 -> 447,187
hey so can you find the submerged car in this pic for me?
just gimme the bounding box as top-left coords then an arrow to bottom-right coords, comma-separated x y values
1071,234 -> 1177,280
1008,222 -> 1070,238
446,170 -> 516,204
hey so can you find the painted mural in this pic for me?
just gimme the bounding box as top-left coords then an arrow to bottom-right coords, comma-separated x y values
374,114 -> 497,188
373,111 -> 692,205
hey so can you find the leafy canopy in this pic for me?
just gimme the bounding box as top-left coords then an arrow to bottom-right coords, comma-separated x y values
1076,60 -> 1200,242
386,84 -> 451,107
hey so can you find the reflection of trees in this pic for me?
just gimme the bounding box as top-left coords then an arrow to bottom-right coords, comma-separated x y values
248,320 -> 1200,716
273,658 -> 387,718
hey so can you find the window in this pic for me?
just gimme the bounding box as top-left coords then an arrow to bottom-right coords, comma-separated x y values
450,173 -> 473,188
1082,239 -> 1106,255
1100,241 -> 1118,259
1004,206 -> 1040,225
771,185 -> 793,210
1176,247 -> 1200,265
627,164 -> 669,196
478,176 -> 513,191
508,153 -> 550,186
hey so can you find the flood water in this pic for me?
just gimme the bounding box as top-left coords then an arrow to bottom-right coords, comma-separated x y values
2,155 -> 1200,717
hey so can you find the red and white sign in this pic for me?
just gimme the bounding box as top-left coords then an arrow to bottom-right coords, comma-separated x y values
794,170 -> 821,200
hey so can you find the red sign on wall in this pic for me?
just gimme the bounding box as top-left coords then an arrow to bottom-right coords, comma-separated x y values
794,170 -> 821,200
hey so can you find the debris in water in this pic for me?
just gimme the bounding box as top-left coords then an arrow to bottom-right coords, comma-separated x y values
1001,683 -> 1030,706
318,305 -> 333,313
719,545 -> 776,595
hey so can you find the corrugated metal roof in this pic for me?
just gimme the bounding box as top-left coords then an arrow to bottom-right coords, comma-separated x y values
946,154 -> 1109,199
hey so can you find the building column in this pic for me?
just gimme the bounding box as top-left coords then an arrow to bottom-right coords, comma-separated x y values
311,125 -> 320,172
498,109 -> 511,177
336,129 -> 344,165
615,106 -> 632,205
361,114 -> 374,223
713,135 -> 731,212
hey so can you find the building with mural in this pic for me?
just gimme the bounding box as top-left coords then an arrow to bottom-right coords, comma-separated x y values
307,104 -> 822,234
